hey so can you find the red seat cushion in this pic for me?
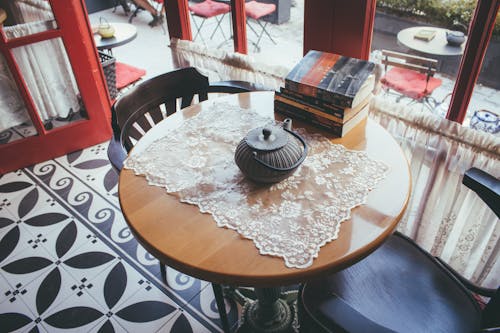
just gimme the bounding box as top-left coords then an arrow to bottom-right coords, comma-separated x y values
115,62 -> 146,89
381,67 -> 442,100
189,0 -> 230,18
245,1 -> 276,19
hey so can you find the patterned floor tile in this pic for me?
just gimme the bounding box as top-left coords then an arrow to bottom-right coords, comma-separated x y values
59,240 -> 120,288
1,242 -> 56,291
0,294 -> 37,333
84,259 -> 150,312
87,316 -> 127,333
11,264 -> 82,321
0,142 -> 228,333
0,221 -> 52,269
158,309 -> 214,333
0,171 -> 36,217
110,281 -> 181,333
40,286 -> 109,332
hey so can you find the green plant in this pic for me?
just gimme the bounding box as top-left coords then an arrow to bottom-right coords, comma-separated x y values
377,0 -> 500,38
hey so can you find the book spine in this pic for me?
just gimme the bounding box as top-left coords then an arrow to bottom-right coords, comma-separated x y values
274,93 -> 345,123
274,101 -> 343,137
279,88 -> 346,114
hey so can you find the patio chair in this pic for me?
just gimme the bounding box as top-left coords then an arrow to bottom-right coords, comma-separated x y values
189,0 -> 231,44
245,0 -> 277,51
380,49 -> 442,110
298,167 -> 500,333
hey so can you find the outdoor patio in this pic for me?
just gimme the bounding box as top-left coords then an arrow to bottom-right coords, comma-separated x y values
89,1 -> 499,130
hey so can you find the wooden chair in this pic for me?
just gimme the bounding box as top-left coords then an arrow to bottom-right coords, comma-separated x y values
298,167 -> 500,333
107,67 -> 268,333
380,49 -> 442,110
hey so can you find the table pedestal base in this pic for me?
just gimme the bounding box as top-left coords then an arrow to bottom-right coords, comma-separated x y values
225,287 -> 298,333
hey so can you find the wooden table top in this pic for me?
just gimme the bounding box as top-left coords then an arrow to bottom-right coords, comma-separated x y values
397,26 -> 466,57
119,92 -> 411,287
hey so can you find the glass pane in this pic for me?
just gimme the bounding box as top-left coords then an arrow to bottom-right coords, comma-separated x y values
11,38 -> 87,131
371,0 -> 477,115
0,52 -> 37,144
246,0 -> 303,69
467,10 -> 499,134
1,0 -> 57,39
189,0 -> 233,50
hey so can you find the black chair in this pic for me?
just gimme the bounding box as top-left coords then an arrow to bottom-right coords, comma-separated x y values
299,167 -> 499,333
107,67 -> 268,333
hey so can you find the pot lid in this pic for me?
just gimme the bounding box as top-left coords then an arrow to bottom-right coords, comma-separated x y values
245,126 -> 288,151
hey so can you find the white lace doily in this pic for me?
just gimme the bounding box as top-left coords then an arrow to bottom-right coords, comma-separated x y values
124,103 -> 389,268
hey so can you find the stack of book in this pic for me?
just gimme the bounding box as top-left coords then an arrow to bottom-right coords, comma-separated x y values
275,50 -> 376,137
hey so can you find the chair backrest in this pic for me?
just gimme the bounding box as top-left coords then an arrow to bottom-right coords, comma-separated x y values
115,67 -> 210,152
381,49 -> 438,80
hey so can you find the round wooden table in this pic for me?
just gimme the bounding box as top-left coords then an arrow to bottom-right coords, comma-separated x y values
93,22 -> 137,54
119,91 -> 411,332
397,26 -> 466,56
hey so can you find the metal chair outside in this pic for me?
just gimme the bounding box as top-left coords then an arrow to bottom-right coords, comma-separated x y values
245,0 -> 277,51
189,0 -> 231,44
380,49 -> 442,110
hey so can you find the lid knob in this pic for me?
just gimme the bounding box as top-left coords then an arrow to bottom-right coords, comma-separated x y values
262,128 -> 272,140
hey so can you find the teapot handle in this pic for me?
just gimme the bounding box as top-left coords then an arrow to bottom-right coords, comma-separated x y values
252,127 -> 308,172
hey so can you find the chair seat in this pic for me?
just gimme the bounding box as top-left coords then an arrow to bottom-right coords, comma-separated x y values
381,67 -> 442,100
245,0 -> 276,19
115,62 -> 146,89
301,233 -> 482,333
189,0 -> 230,18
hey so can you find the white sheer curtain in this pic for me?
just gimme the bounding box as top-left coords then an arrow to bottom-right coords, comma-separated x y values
0,55 -> 30,131
169,38 -> 289,90
0,0 -> 80,131
370,94 -> 499,288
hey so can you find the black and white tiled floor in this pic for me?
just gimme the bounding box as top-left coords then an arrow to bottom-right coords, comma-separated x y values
0,141 -> 237,333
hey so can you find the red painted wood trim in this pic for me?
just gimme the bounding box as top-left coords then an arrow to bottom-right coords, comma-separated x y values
0,0 -> 112,174
50,0 -> 112,124
446,0 -> 499,123
231,0 -> 247,54
3,29 -> 62,48
304,0 -> 373,59
166,0 -> 192,40
0,120 -> 111,174
360,0 -> 377,60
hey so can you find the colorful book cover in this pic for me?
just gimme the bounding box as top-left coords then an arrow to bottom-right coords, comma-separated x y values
285,50 -> 375,108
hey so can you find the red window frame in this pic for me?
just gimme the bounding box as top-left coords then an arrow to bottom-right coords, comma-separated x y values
0,0 -> 112,173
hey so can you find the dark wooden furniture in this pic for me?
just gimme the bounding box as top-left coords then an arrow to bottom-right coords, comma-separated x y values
117,91 -> 411,332
380,49 -> 442,109
299,167 -> 499,333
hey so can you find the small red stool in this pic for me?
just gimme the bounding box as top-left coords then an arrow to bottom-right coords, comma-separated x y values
189,0 -> 231,43
245,0 -> 276,51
